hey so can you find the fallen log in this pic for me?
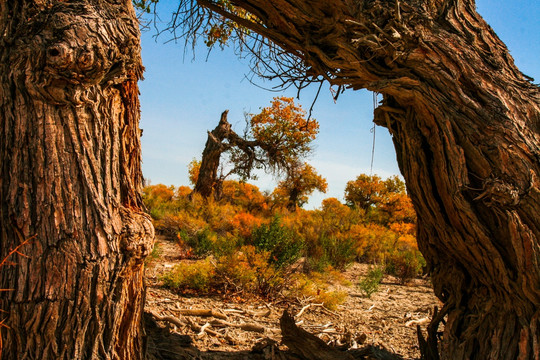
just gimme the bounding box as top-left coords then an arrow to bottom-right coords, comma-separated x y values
279,310 -> 355,360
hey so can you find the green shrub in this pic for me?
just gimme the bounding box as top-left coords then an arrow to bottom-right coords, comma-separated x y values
184,227 -> 217,256
251,216 -> 303,268
178,228 -> 242,258
318,235 -> 356,270
161,258 -> 216,291
358,266 -> 384,298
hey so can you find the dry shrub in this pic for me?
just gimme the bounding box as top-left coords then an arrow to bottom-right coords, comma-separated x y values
161,258 -> 216,291
290,269 -> 348,310
215,246 -> 286,298
385,250 -> 424,285
157,213 -> 207,238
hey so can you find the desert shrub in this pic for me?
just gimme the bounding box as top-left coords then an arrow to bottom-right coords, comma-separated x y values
317,235 -> 356,270
229,212 -> 263,239
143,184 -> 188,221
175,227 -> 215,257
358,266 -> 384,298
385,248 -> 425,284
290,271 -> 347,310
215,246 -> 285,298
210,233 -> 243,257
251,216 -> 303,268
202,201 -> 237,235
177,228 -> 242,258
157,212 -> 207,238
221,181 -> 269,213
161,258 -> 216,291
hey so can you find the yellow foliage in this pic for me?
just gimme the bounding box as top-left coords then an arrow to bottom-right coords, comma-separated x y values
216,246 -> 284,297
389,222 -> 416,236
290,270 -> 348,310
161,258 -> 216,291
158,213 -> 207,237
274,162 -> 327,209
188,159 -> 201,186
221,181 -> 268,213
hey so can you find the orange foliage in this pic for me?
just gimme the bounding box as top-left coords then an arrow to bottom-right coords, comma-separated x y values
230,212 -> 263,238
250,97 -> 319,165
389,222 -> 416,236
274,162 -> 327,210
344,174 -> 385,210
143,173 -> 424,289
221,181 -> 268,213
176,185 -> 192,197
345,174 -> 416,225
380,192 -> 416,223
145,184 -> 175,202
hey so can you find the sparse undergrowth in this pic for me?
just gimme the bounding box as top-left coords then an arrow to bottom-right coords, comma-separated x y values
144,239 -> 441,359
358,265 -> 384,298
144,175 -> 424,305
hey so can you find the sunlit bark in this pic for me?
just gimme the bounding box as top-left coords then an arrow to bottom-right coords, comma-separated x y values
0,1 -> 154,359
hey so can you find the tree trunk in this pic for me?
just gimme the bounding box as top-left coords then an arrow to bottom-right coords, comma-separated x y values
194,110 -> 259,199
194,110 -> 231,198
0,1 -> 154,359
199,0 -> 540,358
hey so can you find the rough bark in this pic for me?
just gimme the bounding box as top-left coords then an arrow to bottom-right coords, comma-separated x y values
194,110 -> 259,198
0,1 -> 154,359
196,0 -> 540,358
280,310 -> 355,360
195,110 -> 232,198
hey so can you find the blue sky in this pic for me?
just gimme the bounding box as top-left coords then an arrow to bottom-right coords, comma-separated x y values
138,1 -> 539,208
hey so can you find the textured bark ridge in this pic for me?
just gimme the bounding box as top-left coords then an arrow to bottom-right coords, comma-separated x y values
0,1 -> 154,359
195,0 -> 540,358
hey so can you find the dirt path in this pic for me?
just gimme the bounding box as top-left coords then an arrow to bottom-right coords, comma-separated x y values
145,237 -> 441,359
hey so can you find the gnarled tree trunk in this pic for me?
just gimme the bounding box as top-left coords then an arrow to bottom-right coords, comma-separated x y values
0,1 -> 154,359
194,110 -> 233,198
197,0 -> 540,358
194,110 -> 259,198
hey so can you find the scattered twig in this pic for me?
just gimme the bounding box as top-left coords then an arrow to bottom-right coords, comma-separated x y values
177,308 -> 228,320
150,310 -> 186,329
211,319 -> 265,333
198,322 -> 212,336
186,318 -> 220,337
406,317 -> 430,327
295,304 -> 311,318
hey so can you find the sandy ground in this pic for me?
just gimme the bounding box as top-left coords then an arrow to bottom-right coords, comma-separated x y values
145,236 -> 441,359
